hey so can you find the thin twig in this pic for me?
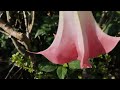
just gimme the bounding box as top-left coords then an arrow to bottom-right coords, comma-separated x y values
99,11 -> 107,26
23,11 -> 29,38
0,11 -> 3,18
17,40 -> 26,45
103,11 -> 114,32
11,37 -> 25,55
11,67 -> 22,78
17,70 -> 23,79
23,11 -> 28,30
5,64 -> 15,79
6,11 -> 11,22
5,12 -> 27,55
28,11 -> 35,33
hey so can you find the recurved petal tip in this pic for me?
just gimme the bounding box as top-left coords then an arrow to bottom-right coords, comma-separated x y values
80,62 -> 92,69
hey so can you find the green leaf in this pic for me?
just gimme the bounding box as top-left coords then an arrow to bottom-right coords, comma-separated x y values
57,66 -> 67,79
68,60 -> 80,70
39,63 -> 57,72
116,11 -> 120,14
35,29 -> 46,38
104,24 -> 112,34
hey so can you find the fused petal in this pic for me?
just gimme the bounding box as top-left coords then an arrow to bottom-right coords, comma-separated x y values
32,11 -> 120,69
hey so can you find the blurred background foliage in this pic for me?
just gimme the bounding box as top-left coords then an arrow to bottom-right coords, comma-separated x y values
0,11 -> 120,79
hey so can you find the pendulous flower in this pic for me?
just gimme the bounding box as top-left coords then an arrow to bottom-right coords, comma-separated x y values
32,11 -> 120,69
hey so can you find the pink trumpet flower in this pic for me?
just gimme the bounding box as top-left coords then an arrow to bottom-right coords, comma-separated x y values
32,11 -> 120,69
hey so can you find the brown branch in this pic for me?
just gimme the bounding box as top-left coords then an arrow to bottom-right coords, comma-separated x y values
5,11 -> 27,55
28,11 -> 35,33
0,12 -> 36,66
0,20 -> 31,50
0,29 -> 10,36
6,11 -> 11,22
0,20 -> 23,40
99,11 -> 105,26
11,37 -> 25,55
23,11 -> 29,38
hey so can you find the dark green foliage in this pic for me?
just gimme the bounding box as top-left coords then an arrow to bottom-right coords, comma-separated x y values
0,11 -> 120,79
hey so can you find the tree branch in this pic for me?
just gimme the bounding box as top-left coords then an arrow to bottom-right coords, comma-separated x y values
0,20 -> 23,40
99,11 -> 108,27
23,11 -> 29,38
0,19 -> 31,50
5,11 -> 27,55
11,37 -> 25,55
5,64 -> 15,79
0,28 -> 10,36
6,11 -> 11,22
0,11 -> 36,67
28,11 -> 35,33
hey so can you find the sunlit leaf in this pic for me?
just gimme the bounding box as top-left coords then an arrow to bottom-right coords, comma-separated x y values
68,60 -> 80,70
57,66 -> 67,79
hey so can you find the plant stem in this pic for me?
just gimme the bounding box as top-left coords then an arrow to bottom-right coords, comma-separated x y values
5,64 -> 15,79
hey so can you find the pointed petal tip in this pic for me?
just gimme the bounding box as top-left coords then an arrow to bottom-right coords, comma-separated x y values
26,50 -> 43,55
80,63 -> 92,69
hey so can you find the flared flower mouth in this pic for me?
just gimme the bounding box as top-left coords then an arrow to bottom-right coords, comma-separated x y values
31,11 -> 120,69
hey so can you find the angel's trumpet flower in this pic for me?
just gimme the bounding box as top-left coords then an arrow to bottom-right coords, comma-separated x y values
32,11 -> 120,69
